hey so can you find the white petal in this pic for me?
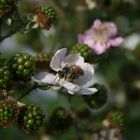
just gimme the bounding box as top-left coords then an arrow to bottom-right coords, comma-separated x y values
59,80 -> 97,95
50,48 -> 67,71
32,23 -> 39,29
76,63 -> 94,86
68,90 -> 75,95
59,80 -> 80,94
64,54 -> 84,66
32,72 -> 56,85
79,87 -> 97,95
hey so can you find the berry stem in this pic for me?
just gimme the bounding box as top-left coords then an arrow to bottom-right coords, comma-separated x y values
0,24 -> 22,43
16,82 -> 37,101
0,10 -> 27,43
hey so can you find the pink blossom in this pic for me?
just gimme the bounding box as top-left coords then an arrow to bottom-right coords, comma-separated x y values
78,19 -> 124,55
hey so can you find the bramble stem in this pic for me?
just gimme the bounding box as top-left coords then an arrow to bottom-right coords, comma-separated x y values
0,10 -> 27,43
16,82 -> 37,101
0,23 -> 23,42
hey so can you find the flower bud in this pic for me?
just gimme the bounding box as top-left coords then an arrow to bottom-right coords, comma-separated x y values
71,43 -> 95,63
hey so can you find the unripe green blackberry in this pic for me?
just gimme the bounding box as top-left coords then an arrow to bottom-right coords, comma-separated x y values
35,52 -> 53,72
34,5 -> 56,30
0,99 -> 19,128
71,43 -> 94,63
0,65 -> 10,89
0,0 -> 16,17
84,84 -> 107,109
41,5 -> 56,22
18,104 -> 44,133
105,111 -> 125,129
47,107 -> 73,134
10,52 -> 35,81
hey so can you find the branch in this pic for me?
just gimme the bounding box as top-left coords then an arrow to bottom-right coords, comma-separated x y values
0,10 -> 27,43
0,23 -> 23,42
16,82 -> 37,101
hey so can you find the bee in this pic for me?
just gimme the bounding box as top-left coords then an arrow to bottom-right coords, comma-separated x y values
57,64 -> 84,82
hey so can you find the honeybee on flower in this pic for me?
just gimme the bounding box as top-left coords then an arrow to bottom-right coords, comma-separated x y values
32,48 -> 97,95
57,63 -> 84,82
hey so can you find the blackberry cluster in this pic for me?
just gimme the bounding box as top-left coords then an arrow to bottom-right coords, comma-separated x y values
71,43 -> 94,63
47,107 -> 73,134
35,5 -> 56,30
0,99 -> 19,127
0,0 -> 16,17
0,65 -> 10,89
41,5 -> 56,22
35,52 -> 53,72
18,104 -> 44,133
10,52 -> 35,81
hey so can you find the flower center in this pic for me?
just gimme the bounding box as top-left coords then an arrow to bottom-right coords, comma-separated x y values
92,26 -> 109,42
57,63 -> 84,82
